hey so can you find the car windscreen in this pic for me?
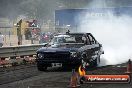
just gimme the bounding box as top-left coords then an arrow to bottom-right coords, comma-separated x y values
51,35 -> 84,44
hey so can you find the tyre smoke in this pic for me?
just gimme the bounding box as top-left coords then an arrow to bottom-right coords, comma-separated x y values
78,8 -> 132,65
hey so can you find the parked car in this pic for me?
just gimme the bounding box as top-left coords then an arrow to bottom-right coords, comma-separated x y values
36,32 -> 104,71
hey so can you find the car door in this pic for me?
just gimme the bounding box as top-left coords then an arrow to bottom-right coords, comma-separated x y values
86,33 -> 101,61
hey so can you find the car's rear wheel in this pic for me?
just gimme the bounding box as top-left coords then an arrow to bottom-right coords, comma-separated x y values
37,63 -> 47,71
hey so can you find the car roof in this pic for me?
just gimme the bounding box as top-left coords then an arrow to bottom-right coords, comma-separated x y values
69,33 -> 87,35
56,32 -> 91,35
54,32 -> 92,37
54,35 -> 70,37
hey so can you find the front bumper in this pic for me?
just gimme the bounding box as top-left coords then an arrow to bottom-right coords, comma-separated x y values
36,51 -> 82,65
36,57 -> 81,64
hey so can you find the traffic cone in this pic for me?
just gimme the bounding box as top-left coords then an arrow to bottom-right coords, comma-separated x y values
69,69 -> 80,88
125,59 -> 132,74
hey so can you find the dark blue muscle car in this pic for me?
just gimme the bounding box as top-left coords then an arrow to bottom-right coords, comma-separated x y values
36,32 -> 104,71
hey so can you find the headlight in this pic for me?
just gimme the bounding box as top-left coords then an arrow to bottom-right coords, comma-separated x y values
70,52 -> 77,57
37,53 -> 44,59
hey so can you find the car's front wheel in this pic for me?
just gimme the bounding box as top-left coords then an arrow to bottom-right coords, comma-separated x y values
81,56 -> 100,69
37,63 -> 47,71
81,59 -> 89,69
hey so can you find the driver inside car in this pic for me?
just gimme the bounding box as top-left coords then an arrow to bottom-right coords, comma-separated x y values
82,36 -> 87,44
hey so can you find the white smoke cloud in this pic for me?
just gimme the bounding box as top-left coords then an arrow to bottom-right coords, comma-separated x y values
78,9 -> 132,65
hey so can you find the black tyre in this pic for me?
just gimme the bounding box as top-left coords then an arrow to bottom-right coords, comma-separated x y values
37,63 -> 47,71
81,59 -> 89,69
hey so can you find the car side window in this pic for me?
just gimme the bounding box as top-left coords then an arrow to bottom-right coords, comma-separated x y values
87,34 -> 96,44
82,35 -> 91,45
82,35 -> 87,44
85,35 -> 90,45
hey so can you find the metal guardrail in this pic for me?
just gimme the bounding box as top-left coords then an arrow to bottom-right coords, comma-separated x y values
0,43 -> 47,59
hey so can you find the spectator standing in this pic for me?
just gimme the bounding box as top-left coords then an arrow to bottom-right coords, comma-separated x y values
0,32 -> 4,47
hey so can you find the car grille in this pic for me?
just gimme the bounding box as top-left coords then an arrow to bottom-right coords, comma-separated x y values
43,52 -> 70,60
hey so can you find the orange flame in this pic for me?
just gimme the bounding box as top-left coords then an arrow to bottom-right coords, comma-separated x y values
78,65 -> 86,76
